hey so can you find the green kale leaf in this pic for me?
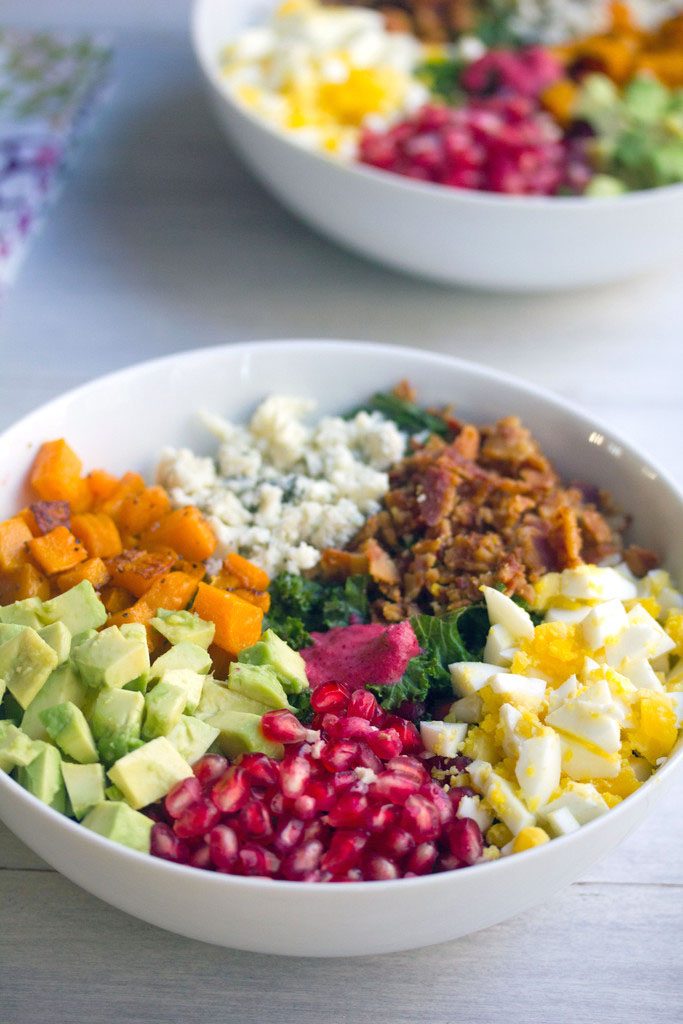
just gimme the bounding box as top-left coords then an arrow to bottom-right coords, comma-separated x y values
347,391 -> 450,438
266,573 -> 370,649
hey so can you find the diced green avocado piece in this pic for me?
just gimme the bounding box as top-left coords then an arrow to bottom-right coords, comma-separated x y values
0,679 -> 5,705
105,784 -> 125,802
91,688 -> 145,767
61,761 -> 105,819
119,622 -> 149,645
228,661 -> 292,710
72,625 -> 150,690
156,668 -> 204,714
21,663 -> 90,741
41,581 -> 106,635
81,801 -> 153,853
167,714 -> 219,764
238,629 -> 309,694
0,597 -> 46,629
38,622 -> 71,665
0,720 -> 40,772
151,609 -> 215,650
651,141 -> 683,185
40,701 -> 98,764
0,628 -> 58,709
122,674 -> 149,694
16,741 -> 66,811
585,173 -> 628,197
0,623 -> 27,645
150,642 -> 212,680
71,628 -> 97,650
624,76 -> 670,123
143,682 -> 186,739
1,690 -> 24,725
196,677 -> 269,720
208,709 -> 284,760
108,736 -> 193,809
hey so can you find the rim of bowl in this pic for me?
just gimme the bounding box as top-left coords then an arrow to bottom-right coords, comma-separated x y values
191,0 -> 683,211
1,336 -> 682,895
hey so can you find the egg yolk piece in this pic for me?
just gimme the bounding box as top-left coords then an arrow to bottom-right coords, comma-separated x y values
511,622 -> 586,685
627,692 -> 678,764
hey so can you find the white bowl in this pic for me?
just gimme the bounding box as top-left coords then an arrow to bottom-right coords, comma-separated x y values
0,339 -> 681,956
191,0 -> 683,292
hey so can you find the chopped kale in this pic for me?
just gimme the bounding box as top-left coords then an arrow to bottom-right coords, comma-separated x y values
347,391 -> 450,438
288,688 -> 314,725
416,57 -> 465,104
266,572 -> 370,649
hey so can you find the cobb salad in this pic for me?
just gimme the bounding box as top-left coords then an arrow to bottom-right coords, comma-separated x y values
220,0 -> 683,196
0,384 -> 681,883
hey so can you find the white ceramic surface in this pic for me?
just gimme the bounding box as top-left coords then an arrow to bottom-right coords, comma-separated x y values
191,0 -> 683,292
0,339 -> 681,957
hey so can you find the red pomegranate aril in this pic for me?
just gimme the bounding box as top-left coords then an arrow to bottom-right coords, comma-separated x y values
332,770 -> 357,794
347,689 -> 380,721
189,843 -> 212,870
327,791 -> 370,828
302,818 -> 331,845
320,739 -> 360,773
282,839 -> 324,880
274,817 -> 305,853
239,752 -> 280,787
150,823 -> 190,864
264,849 -> 281,876
401,794 -> 441,842
447,818 -> 484,865
260,709 -> 307,744
436,852 -> 462,873
370,770 -> 421,805
173,797 -> 221,839
321,713 -> 341,735
238,843 -> 270,877
164,776 -> 202,820
192,753 -> 228,788
386,718 -> 423,754
366,803 -> 401,833
311,681 -> 350,714
292,793 -> 317,820
420,781 -> 454,825
386,755 -> 428,784
332,868 -> 364,883
336,716 -> 378,741
368,727 -> 403,760
321,830 -> 368,874
406,842 -> 438,875
448,785 -> 475,813
239,800 -> 274,839
355,743 -> 383,774
208,825 -> 239,870
211,767 -> 250,814
375,826 -> 416,860
280,756 -> 311,799
294,779 -> 333,820
269,790 -> 285,816
365,854 -> 400,881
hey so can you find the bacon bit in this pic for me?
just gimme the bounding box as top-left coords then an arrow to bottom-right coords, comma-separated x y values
30,501 -> 71,535
361,538 -> 399,586
550,505 -> 583,568
392,379 -> 417,403
319,548 -> 370,580
623,544 -> 660,578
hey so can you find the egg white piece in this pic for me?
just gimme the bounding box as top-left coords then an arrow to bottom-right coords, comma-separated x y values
483,623 -> 517,667
545,806 -> 581,837
605,604 -> 675,667
419,721 -> 468,758
560,565 -> 637,602
515,731 -> 562,812
499,703 -> 523,756
547,674 -> 580,713
619,656 -> 664,691
545,606 -> 590,625
546,700 -> 621,754
581,599 -> 629,650
447,694 -> 482,724
482,586 -> 535,641
668,691 -> 683,727
468,759 -> 535,835
449,661 -> 504,697
557,734 -> 620,781
489,673 -> 547,709
456,794 -> 493,832
542,782 -> 609,825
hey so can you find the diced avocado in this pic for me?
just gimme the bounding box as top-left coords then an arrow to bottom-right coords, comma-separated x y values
652,141 -> 683,185
81,800 -> 153,853
208,709 -> 284,760
238,629 -> 309,694
1,690 -> 24,725
16,740 -> 66,811
38,622 -> 71,665
0,597 -> 46,629
150,642 -> 212,679
167,714 -> 219,764
41,581 -> 107,635
21,663 -> 90,741
196,677 -> 269,720
120,621 -> 149,645
61,761 -> 105,819
105,784 -> 125,802
91,688 -> 145,767
71,628 -> 97,650
122,674 -> 149,694
108,736 -> 193,809
0,720 -> 40,772
151,609 -> 215,650
228,661 -> 292,710
156,668 -> 204,714
40,701 -> 98,764
0,628 -> 58,709
143,682 -> 186,739
624,76 -> 670,122
72,625 -> 150,690
0,623 -> 27,645
0,679 -> 5,705
585,174 -> 628,197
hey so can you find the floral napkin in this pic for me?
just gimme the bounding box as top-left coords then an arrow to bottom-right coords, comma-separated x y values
0,30 -> 111,287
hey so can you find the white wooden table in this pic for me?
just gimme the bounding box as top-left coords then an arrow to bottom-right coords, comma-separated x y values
1,3 -> 682,1020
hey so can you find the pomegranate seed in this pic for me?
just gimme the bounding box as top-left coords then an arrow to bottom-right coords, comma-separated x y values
269,791 -> 285,816
365,854 -> 400,880
320,740 -> 360,773
272,817 -> 304,854
208,824 -> 239,870
302,819 -> 331,845
292,794 -> 317,820
327,791 -> 369,828
370,771 -> 421,805
280,756 -> 311,799
332,868 -> 364,883
311,682 -> 350,714
368,728 -> 403,760
189,843 -> 212,870
355,743 -> 383,774
294,779 -> 333,820
386,755 -> 428,784
321,830 -> 368,874
406,842 -> 438,875
347,690 -> 379,721
448,786 -> 475,813
238,844 -> 269,877
282,839 -> 323,880
447,818 -> 484,865
321,713 -> 340,735
173,798 -> 221,839
193,754 -> 228,788
211,767 -> 250,814
260,709 -> 307,744
332,770 -> 357,794
401,794 -> 441,841
239,752 -> 280,787
386,718 -> 422,754
150,823 -> 190,863
366,803 -> 401,833
336,716 -> 377,741
421,781 -> 454,825
436,852 -> 461,873
164,776 -> 202,820
239,800 -> 273,839
375,826 -> 416,860
143,804 -> 168,824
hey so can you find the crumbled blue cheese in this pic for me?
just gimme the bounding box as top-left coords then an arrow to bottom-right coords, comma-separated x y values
156,395 -> 406,577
